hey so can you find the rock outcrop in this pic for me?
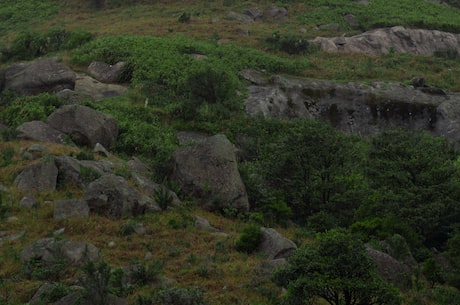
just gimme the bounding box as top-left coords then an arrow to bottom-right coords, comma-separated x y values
3,58 -> 76,95
258,227 -> 297,259
243,69 -> 460,146
16,121 -> 68,144
366,247 -> 412,287
312,26 -> 460,55
47,104 -> 119,148
84,174 -> 159,219
87,61 -> 126,83
14,160 -> 58,192
170,133 -> 249,212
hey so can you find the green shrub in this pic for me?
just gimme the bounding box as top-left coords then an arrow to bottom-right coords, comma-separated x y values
39,283 -> 72,304
80,166 -> 102,184
265,32 -> 312,55
119,221 -> 136,236
0,147 -> 14,167
79,261 -> 111,305
178,12 -> 191,23
235,225 -> 263,253
130,260 -> 163,286
0,93 -> 64,127
0,192 -> 8,221
154,185 -> 173,211
76,149 -> 95,161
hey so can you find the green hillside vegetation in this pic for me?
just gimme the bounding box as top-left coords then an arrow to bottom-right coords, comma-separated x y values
1,0 -> 460,305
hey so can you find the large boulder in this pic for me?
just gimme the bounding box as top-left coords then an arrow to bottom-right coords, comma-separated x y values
312,26 -> 460,56
54,199 -> 89,220
14,160 -> 58,192
170,134 -> 249,212
84,174 -> 159,219
47,104 -> 118,148
74,73 -> 128,101
21,238 -> 100,274
366,247 -> 412,287
16,121 -> 68,144
87,61 -> 126,83
243,70 -> 460,147
258,227 -> 297,259
3,58 -> 75,95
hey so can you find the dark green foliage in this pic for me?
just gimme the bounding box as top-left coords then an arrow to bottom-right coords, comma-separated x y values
421,257 -> 444,287
235,225 -> 263,253
297,0 -> 460,33
1,28 -> 93,62
79,166 -> 102,184
359,129 -> 460,251
178,12 -> 191,23
79,261 -> 111,305
24,255 -> 67,281
265,32 -> 312,55
155,286 -> 207,305
129,260 -> 163,286
119,221 -> 136,236
256,119 -> 362,224
445,232 -> 460,288
154,185 -> 173,211
0,93 -> 64,127
433,48 -> 460,60
39,283 -> 73,304
76,149 -> 95,161
433,286 -> 460,305
0,147 -> 14,168
273,230 -> 401,305
0,192 -> 8,221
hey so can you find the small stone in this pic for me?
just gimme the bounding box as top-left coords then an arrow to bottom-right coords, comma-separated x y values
19,196 -> 38,209
54,228 -> 65,235
94,143 -> 110,157
108,241 -> 116,248
7,216 -> 18,222
145,252 -> 153,260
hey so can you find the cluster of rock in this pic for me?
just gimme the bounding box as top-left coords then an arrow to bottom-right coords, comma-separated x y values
242,68 -> 460,147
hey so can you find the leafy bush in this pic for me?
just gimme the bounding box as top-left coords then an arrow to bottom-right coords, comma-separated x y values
129,260 -> 163,286
0,192 -> 8,221
154,185 -> 173,211
1,28 -> 93,61
265,32 -> 312,55
79,166 -> 102,184
235,225 -> 263,253
0,147 -> 15,167
39,283 -> 73,304
0,93 -> 64,127
79,261 -> 111,305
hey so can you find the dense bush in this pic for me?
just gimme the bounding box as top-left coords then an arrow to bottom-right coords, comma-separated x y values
0,93 -> 64,127
265,32 -> 312,55
155,286 -> 208,305
1,28 -> 93,62
235,225 -> 263,253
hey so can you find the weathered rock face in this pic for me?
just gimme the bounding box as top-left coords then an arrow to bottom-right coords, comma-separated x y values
243,70 -> 460,146
54,292 -> 128,305
258,227 -> 297,259
16,121 -> 68,144
54,199 -> 89,220
171,134 -> 249,212
3,58 -> 75,95
312,26 -> 460,55
47,104 -> 118,148
366,247 -> 412,287
87,61 -> 126,83
74,73 -> 128,101
14,160 -> 58,192
21,238 -> 100,270
84,174 -> 157,219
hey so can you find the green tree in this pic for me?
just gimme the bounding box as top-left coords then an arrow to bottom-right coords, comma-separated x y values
257,119 -> 363,225
360,129 -> 460,250
273,230 -> 401,305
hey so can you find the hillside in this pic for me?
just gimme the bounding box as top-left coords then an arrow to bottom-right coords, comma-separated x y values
1,1 -> 460,305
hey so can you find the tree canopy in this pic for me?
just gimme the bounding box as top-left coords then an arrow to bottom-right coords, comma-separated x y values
273,230 -> 401,305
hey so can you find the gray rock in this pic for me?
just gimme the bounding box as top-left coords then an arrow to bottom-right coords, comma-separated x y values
47,104 -> 118,148
176,131 -> 208,145
312,26 -> 460,55
171,134 -> 249,212
4,58 -> 75,95
84,174 -> 152,219
239,69 -> 271,86
244,7 -> 264,21
19,196 -> 38,209
266,6 -> 288,19
29,282 -> 60,305
258,227 -> 297,259
87,61 -> 126,83
94,142 -> 110,157
74,73 -> 128,101
54,199 -> 89,220
21,238 -> 99,271
244,71 -> 460,147
16,121 -> 68,144
195,216 -> 220,233
0,230 -> 25,245
127,157 -> 152,175
366,247 -> 412,287
14,160 -> 58,192
54,292 -> 128,305
227,11 -> 254,24
344,13 -> 357,28
318,23 -> 340,31
56,88 -> 91,104
255,258 -> 288,276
